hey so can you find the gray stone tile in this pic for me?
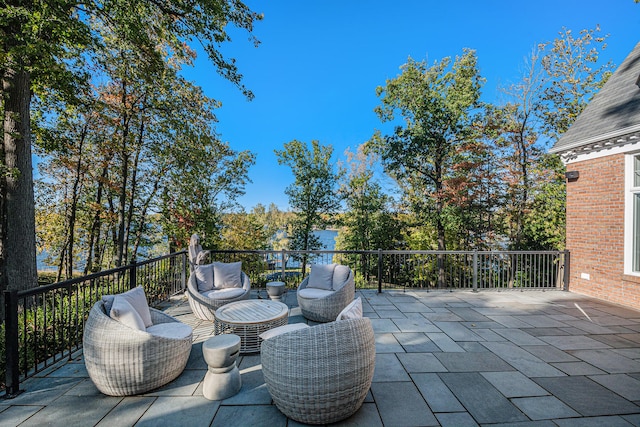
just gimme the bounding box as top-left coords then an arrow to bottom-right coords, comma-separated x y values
619,333 -> 640,344
370,318 -> 400,333
569,348 -> 640,373
434,321 -> 483,341
525,327 -> 571,337
459,342 -> 488,352
554,415 -> 637,426
333,402 -> 383,427
439,372 -> 528,424
481,371 -> 549,398
488,315 -> 535,329
147,368 -> 205,396
18,394 -> 121,427
393,302 -> 431,313
514,315 -> 569,328
95,396 -> 157,427
613,347 -> 640,359
411,373 -> 465,413
8,377 -> 83,405
426,332 -> 465,352
394,332 -> 440,352
397,353 -> 447,373
375,332 -> 405,353
373,353 -> 411,382
435,411 -> 479,427
135,396 -> 217,426
371,381 -> 439,426
511,396 -> 580,420
376,308 -> 407,318
589,374 -> 640,401
393,318 -> 440,333
493,328 -> 547,346
0,405 -> 44,427
213,404 -> 286,427
422,311 -> 464,322
539,335 -> 611,350
481,341 -> 565,377
220,359 -> 272,405
485,421 -> 557,427
434,352 -> 514,372
533,376 -> 640,416
590,334 -> 640,348
564,319 -> 616,334
622,414 -> 640,426
551,362 -> 606,376
47,362 -> 88,378
449,307 -> 491,322
473,328 -> 506,342
521,345 -> 579,363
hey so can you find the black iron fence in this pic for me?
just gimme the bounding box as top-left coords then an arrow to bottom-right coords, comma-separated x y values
3,249 -> 568,397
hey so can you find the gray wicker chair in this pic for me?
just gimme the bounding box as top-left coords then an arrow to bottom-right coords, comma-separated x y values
261,317 -> 376,425
83,300 -> 192,396
297,266 -> 355,322
186,270 -> 251,321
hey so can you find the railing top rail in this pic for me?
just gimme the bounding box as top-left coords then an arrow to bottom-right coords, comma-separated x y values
10,250 -> 187,298
205,249 -> 566,255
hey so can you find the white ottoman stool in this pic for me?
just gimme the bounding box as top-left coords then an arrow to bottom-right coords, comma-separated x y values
202,334 -> 242,400
266,281 -> 286,301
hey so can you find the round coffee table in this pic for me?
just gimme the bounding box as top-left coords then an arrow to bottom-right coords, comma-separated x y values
214,300 -> 289,353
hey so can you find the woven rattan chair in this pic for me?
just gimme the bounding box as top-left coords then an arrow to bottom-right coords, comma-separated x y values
186,270 -> 251,321
83,300 -> 192,396
297,265 -> 355,322
261,317 -> 376,425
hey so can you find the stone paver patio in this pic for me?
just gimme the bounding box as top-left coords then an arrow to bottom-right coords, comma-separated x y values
2,289 -> 640,426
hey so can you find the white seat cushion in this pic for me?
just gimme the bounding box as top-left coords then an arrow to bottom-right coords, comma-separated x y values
204,287 -> 246,300
307,264 -> 336,290
213,262 -> 243,289
259,323 -> 309,340
332,265 -> 351,290
104,286 -> 152,328
298,288 -> 334,300
195,264 -> 215,292
110,296 -> 146,331
336,297 -> 363,321
146,322 -> 193,340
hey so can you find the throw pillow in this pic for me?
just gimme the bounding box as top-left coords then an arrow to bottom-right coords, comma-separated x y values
307,264 -> 336,290
336,297 -> 363,321
117,286 -> 153,328
110,296 -> 146,331
332,265 -> 351,290
259,323 -> 309,340
213,261 -> 243,289
195,264 -> 215,292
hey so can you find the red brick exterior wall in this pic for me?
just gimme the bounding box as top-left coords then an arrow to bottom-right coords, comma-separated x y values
566,154 -> 640,310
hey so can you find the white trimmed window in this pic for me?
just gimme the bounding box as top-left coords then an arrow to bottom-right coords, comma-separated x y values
625,153 -> 640,275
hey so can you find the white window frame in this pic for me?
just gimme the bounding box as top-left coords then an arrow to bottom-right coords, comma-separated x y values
624,152 -> 640,276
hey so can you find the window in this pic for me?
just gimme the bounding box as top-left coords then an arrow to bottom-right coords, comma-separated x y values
625,154 -> 640,274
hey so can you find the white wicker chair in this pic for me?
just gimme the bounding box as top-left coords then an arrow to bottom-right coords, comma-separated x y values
186,270 -> 251,321
297,265 -> 355,322
261,317 -> 376,425
83,300 -> 192,396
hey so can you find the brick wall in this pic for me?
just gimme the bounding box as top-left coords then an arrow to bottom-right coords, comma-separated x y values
566,154 -> 640,310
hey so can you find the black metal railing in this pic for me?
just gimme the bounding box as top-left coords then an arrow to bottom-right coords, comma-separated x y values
3,248 -> 568,397
2,251 -> 187,397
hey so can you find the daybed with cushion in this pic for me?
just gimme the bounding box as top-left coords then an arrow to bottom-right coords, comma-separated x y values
297,263 -> 355,322
83,286 -> 193,396
260,299 -> 374,425
187,261 -> 251,321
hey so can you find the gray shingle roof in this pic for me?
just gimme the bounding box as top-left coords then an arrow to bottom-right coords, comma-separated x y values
550,41 -> 640,154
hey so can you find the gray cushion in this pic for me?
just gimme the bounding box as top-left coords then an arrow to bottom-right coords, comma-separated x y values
213,262 -> 243,289
195,264 -> 215,292
308,264 -> 336,290
110,296 -> 146,331
203,287 -> 246,300
259,323 -> 309,340
332,265 -> 351,290
298,288 -> 334,299
336,297 -> 363,320
103,286 -> 152,328
146,322 -> 193,339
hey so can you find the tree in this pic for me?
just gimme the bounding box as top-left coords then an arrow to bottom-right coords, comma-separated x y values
1,0 -> 262,306
275,140 -> 341,274
369,49 -> 483,286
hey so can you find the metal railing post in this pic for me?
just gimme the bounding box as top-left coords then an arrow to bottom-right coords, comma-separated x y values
129,261 -> 137,290
181,252 -> 187,291
377,249 -> 383,294
4,289 -> 21,397
472,250 -> 478,292
563,250 -> 570,291
281,249 -> 286,282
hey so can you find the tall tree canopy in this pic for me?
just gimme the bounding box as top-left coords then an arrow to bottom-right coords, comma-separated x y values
1,0 -> 262,300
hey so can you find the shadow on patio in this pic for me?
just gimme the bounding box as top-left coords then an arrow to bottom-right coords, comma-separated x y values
2,289 -> 640,426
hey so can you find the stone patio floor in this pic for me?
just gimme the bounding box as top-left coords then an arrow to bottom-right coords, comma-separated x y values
2,289 -> 640,427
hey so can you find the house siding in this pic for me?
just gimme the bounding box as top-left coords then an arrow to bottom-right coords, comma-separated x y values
566,154 -> 640,309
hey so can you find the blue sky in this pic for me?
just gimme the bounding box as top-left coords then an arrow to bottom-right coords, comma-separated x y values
182,0 -> 639,211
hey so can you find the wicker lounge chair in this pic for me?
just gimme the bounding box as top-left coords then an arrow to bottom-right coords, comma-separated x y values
261,317 -> 376,425
186,264 -> 251,321
83,300 -> 193,396
297,264 -> 355,322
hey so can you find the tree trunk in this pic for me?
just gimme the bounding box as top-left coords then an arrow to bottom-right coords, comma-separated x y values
1,66 -> 38,300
